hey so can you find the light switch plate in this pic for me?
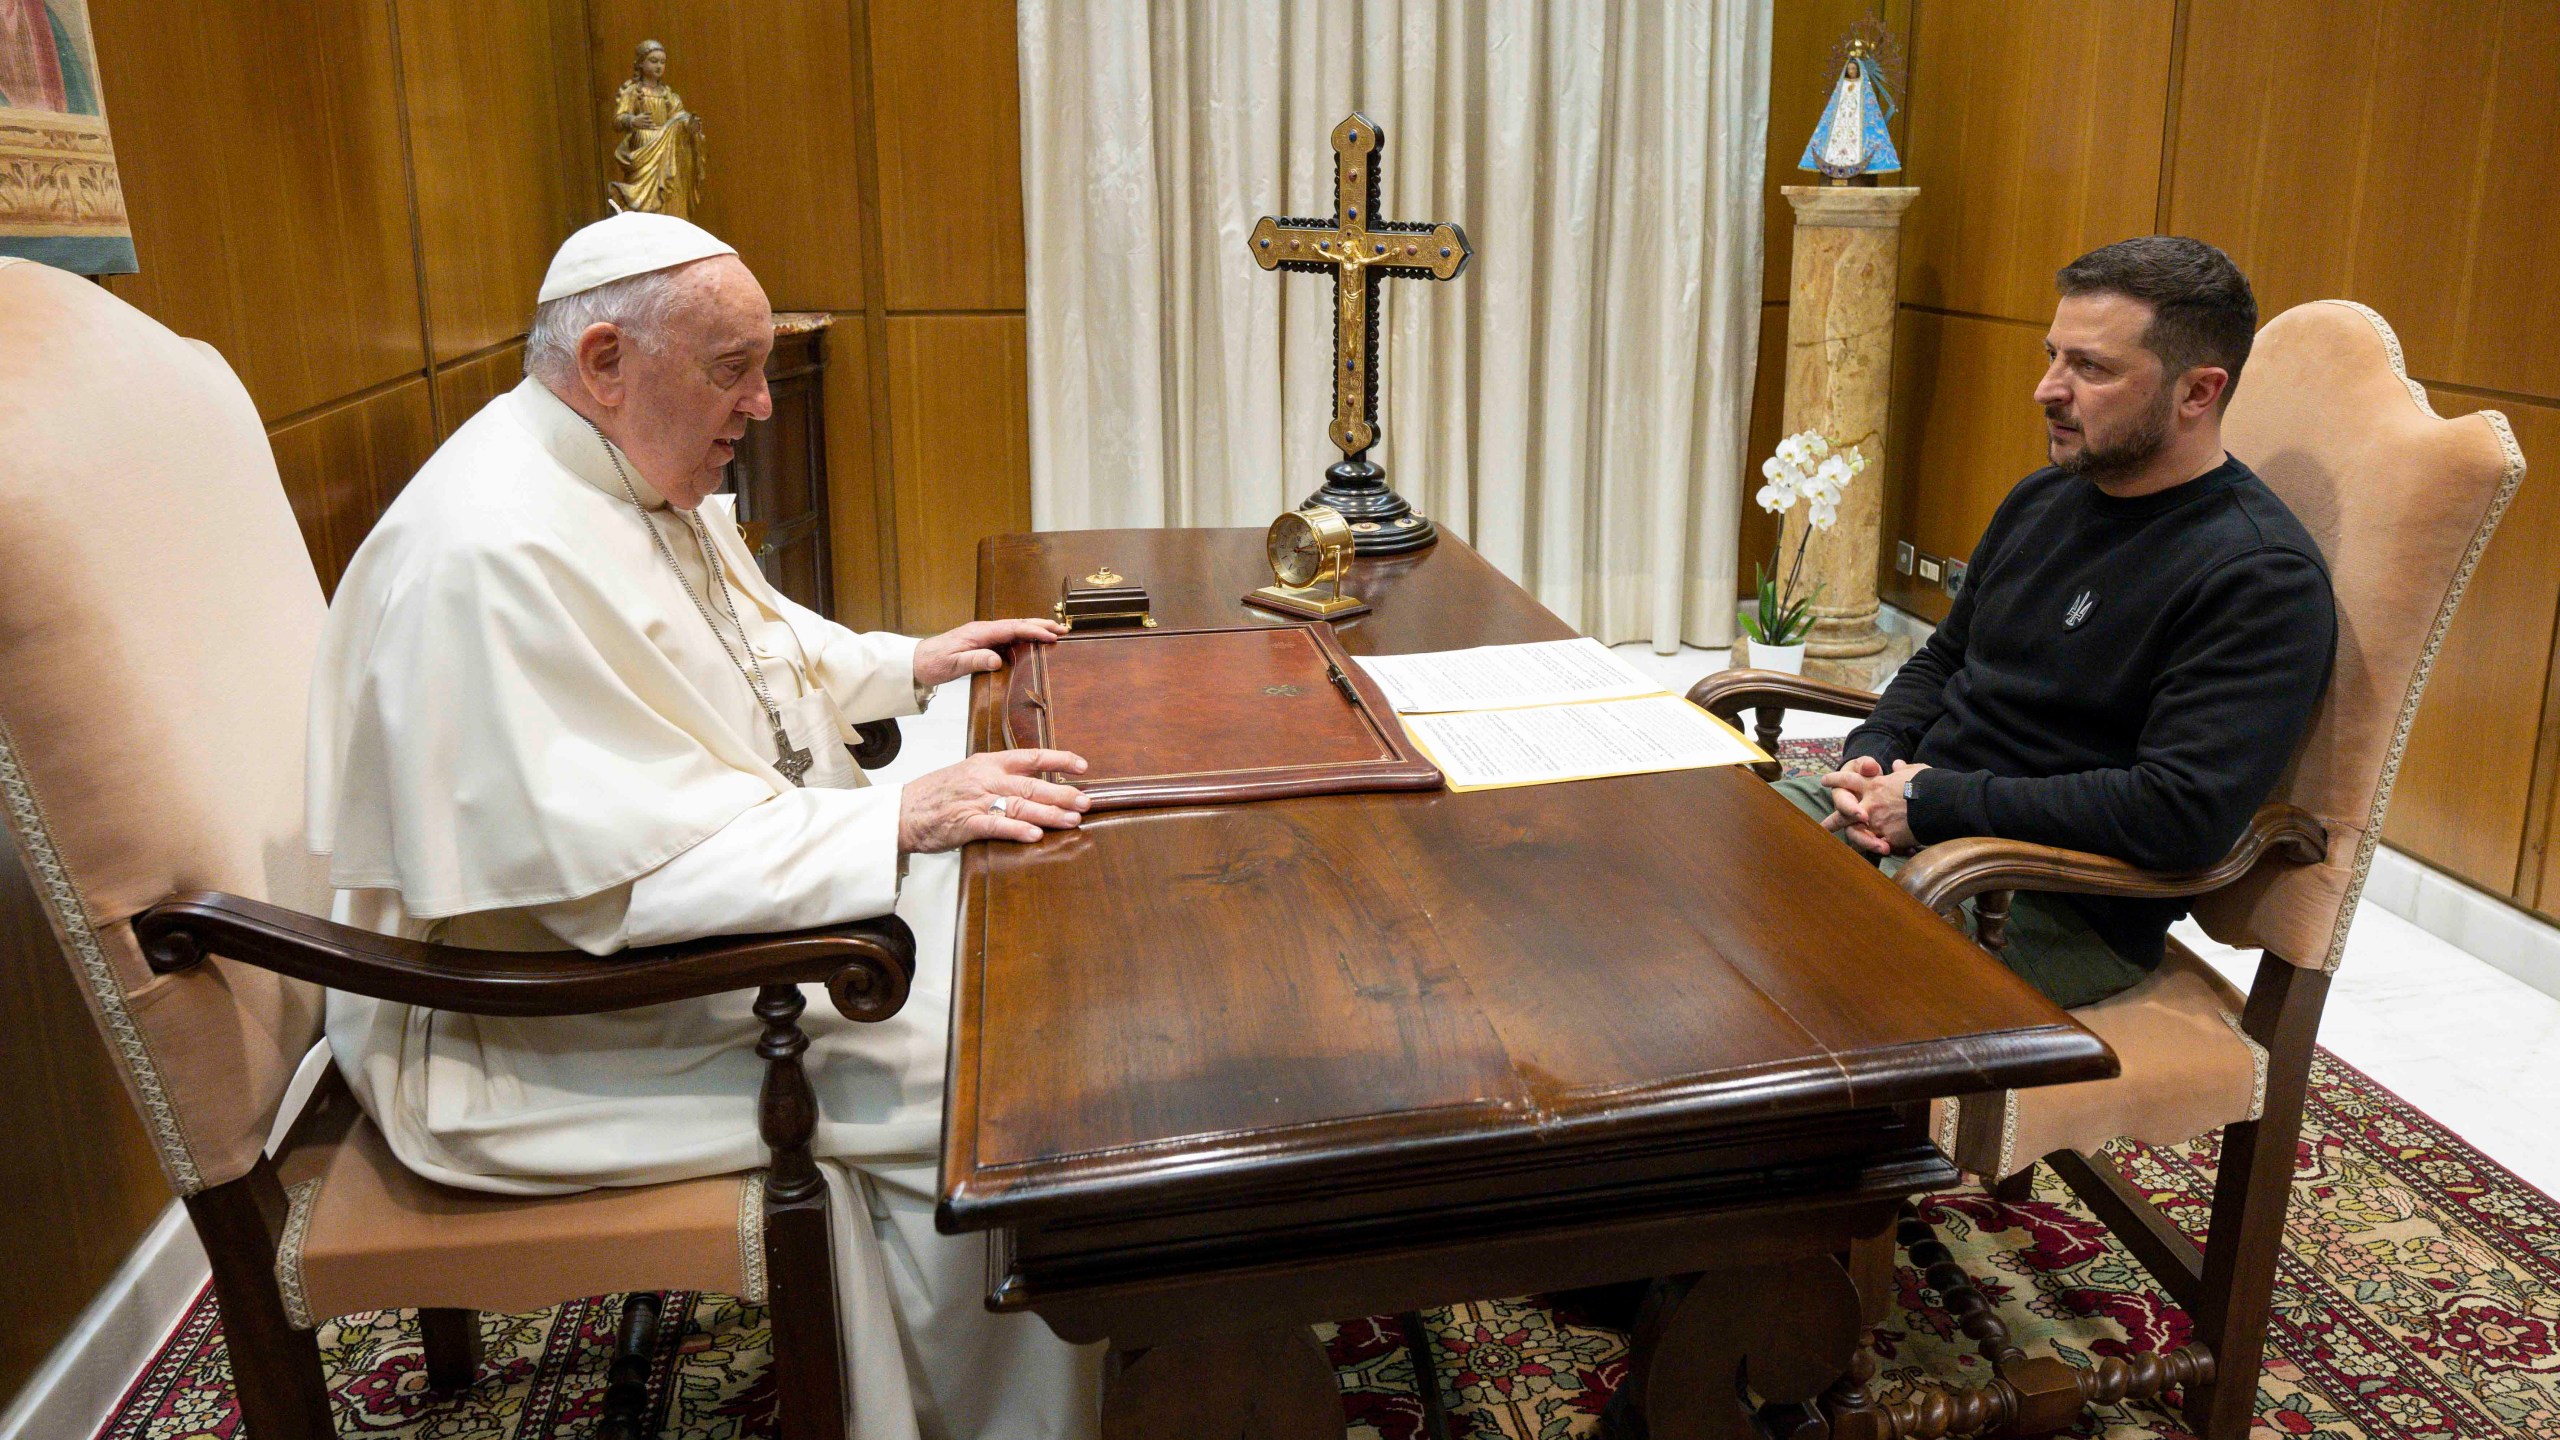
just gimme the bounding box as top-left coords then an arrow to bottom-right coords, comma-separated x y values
1943,558 -> 1968,598
1895,540 -> 1915,576
1916,554 -> 1943,584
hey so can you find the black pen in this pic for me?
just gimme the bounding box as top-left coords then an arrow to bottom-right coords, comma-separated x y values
1325,661 -> 1360,705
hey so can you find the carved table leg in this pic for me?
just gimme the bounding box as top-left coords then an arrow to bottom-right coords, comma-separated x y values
1100,1328 -> 1343,1440
1605,1254 -> 1864,1440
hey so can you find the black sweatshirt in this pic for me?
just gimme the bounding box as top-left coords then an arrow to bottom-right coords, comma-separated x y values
1843,455 -> 2336,968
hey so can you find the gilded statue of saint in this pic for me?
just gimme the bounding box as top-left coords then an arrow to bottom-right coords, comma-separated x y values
608,39 -> 704,217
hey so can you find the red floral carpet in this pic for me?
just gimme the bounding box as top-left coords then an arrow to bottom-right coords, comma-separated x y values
96,746 -> 2560,1438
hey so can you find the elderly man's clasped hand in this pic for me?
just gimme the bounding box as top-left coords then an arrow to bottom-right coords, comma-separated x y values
1817,755 -> 1930,856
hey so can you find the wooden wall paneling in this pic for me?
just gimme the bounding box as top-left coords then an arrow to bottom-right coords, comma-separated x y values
0,841 -> 171,1410
1878,309 -> 2052,623
1762,0 -> 1902,305
1898,0 -> 2175,323
583,1 -> 866,312
1738,304 -> 1789,600
2382,392 -> 2559,895
89,0 -> 425,423
2170,2 -> 2560,401
432,343 -> 529,440
2454,6 -> 2560,402
822,326 -> 891,632
887,316 -> 1030,634
868,0 -> 1025,312
267,380 -> 440,595
398,0 -> 601,364
2533,613 -> 2560,921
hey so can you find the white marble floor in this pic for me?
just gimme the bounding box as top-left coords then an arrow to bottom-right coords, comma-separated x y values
1611,640 -> 2560,1198
921,640 -> 2560,1201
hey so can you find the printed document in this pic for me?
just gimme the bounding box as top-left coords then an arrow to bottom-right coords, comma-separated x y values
1353,637 -> 1665,713
1400,694 -> 1769,791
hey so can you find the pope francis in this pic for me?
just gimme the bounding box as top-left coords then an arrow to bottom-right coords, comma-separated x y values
307,214 -> 1098,1440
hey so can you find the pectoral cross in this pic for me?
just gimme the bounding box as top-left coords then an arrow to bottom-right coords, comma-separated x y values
1251,113 -> 1470,554
772,726 -> 813,786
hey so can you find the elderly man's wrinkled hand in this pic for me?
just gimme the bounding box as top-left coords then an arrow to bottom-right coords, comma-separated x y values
913,618 -> 1066,689
898,749 -> 1090,853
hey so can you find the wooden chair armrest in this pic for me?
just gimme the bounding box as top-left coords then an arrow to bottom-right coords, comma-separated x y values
134,891 -> 916,1023
851,718 -> 902,769
1685,668 -> 1882,724
1893,804 -> 2327,916
1686,669 -> 1881,779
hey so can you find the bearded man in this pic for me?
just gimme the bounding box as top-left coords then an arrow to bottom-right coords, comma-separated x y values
307,213 -> 1097,1440
1789,236 -> 2336,1009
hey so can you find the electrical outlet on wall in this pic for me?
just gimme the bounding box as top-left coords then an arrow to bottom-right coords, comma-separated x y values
1916,553 -> 1943,585
1895,540 -> 1915,576
1943,558 -> 1968,598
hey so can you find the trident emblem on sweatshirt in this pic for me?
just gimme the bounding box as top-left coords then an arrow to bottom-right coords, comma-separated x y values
2064,590 -> 2097,629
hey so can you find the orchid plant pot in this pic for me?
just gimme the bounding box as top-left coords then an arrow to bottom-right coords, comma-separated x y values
1747,638 -> 1808,676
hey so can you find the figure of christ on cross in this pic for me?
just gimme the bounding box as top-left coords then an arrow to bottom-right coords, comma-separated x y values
1251,112 -> 1469,555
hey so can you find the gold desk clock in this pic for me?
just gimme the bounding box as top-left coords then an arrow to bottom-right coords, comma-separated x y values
1244,505 -> 1371,620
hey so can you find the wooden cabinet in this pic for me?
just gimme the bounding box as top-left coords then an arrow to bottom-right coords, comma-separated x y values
726,315 -> 835,618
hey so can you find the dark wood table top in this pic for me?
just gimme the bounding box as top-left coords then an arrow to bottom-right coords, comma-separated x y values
942,529 -> 2112,1237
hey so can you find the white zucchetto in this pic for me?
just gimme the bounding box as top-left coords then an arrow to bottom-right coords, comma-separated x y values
535,212 -> 737,303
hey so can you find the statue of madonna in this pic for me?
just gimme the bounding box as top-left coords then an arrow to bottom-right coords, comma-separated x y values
608,40 -> 705,218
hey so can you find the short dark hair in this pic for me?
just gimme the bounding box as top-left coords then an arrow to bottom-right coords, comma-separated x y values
2056,236 -> 2257,406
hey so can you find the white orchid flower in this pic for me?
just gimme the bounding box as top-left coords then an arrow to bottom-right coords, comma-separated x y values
1804,432 -> 1830,459
1809,497 -> 1839,531
1755,482 -> 1796,513
1761,456 -> 1785,482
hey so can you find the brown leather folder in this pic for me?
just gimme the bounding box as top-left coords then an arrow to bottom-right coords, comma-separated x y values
1001,623 -> 1443,812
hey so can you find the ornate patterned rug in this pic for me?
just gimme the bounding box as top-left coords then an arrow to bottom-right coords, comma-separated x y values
96,1051 -> 2560,1440
97,748 -> 2560,1440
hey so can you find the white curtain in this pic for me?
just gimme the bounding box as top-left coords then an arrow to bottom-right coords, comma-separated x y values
1019,0 -> 1770,650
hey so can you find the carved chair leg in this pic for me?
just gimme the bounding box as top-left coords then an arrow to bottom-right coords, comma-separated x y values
186,1163 -> 336,1440
1751,704 -> 1787,782
1885,1196 -> 2214,1439
759,984 -> 850,1440
596,1292 -> 666,1440
420,1306 -> 482,1393
2184,959 -> 2328,1440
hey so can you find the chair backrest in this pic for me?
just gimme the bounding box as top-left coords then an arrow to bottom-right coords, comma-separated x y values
0,259 -> 331,1196
2191,301 -> 2525,973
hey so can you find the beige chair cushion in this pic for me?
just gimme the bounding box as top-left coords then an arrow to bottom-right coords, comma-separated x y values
1953,940 -> 2263,1180
276,1084 -> 758,1326
2195,301 -> 2525,973
0,258 -> 331,1196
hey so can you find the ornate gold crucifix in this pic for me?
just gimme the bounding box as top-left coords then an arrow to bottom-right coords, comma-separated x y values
1251,113 -> 1470,554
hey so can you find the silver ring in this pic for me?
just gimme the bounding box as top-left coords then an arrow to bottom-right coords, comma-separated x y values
987,796 -> 1011,816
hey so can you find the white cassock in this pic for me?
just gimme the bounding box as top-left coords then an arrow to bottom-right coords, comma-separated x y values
306,375 -> 1097,1440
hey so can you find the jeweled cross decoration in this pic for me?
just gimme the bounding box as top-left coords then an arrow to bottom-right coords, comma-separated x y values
1251,112 -> 1470,554
771,726 -> 813,786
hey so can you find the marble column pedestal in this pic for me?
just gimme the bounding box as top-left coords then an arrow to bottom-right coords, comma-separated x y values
1776,184 -> 1918,692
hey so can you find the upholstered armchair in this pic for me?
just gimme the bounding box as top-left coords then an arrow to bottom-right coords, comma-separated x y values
1692,300 -> 2524,1440
0,258 -> 906,1440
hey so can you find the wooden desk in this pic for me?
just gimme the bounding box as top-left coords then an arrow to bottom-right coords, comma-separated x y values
946,530 -> 2113,1439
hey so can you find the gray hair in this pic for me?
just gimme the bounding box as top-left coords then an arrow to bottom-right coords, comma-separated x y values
522,267 -> 695,388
